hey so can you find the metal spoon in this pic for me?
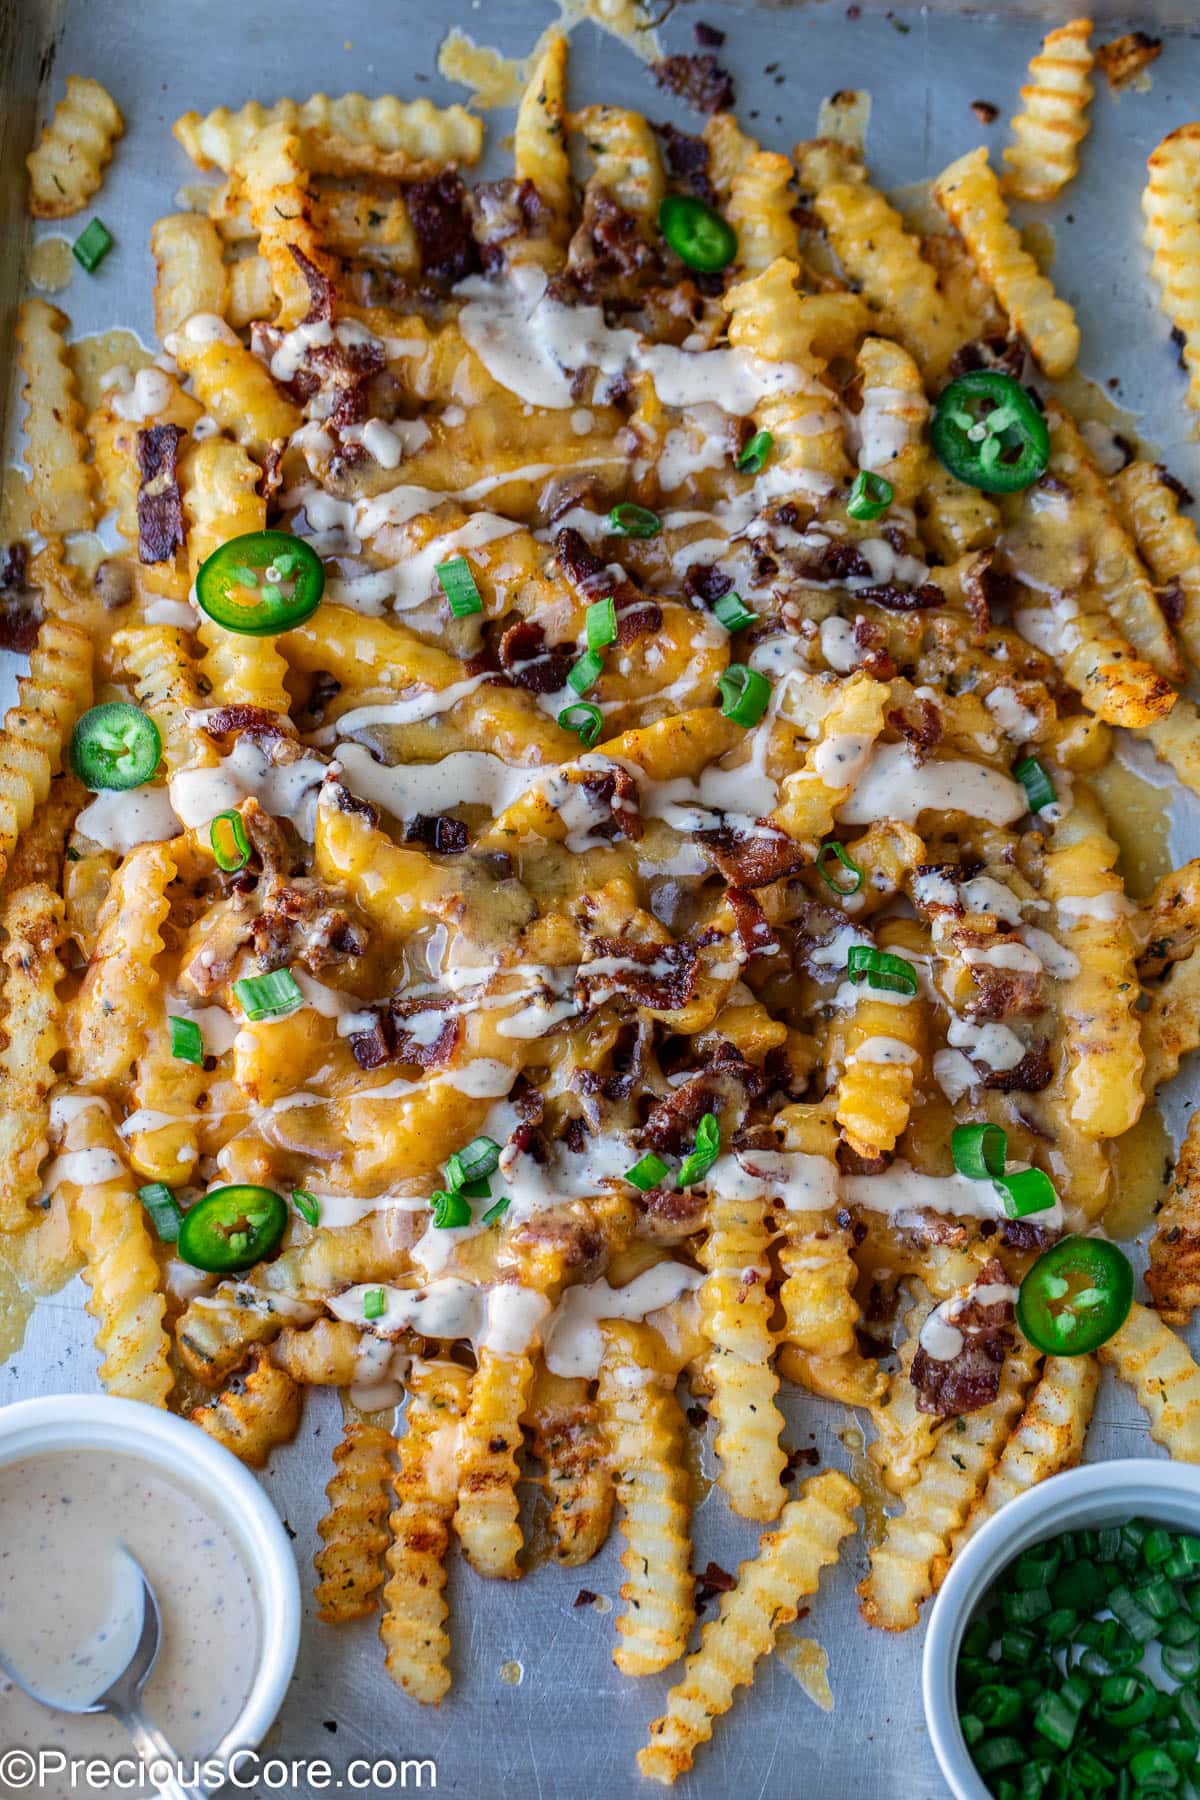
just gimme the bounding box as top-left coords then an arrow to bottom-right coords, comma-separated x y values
0,1547 -> 204,1800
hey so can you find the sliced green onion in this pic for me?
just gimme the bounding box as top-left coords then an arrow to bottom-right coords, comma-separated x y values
678,1111 -> 720,1187
363,1287 -> 386,1321
951,1121 -> 1007,1181
234,968 -> 302,1021
607,502 -> 660,538
430,1188 -> 472,1229
586,596 -> 617,652
847,469 -> 894,521
169,1016 -> 204,1065
435,555 -> 483,618
1014,756 -> 1056,814
138,1182 -> 183,1244
568,649 -> 605,696
846,944 -> 918,996
625,1152 -> 670,1191
817,840 -> 864,896
457,1177 -> 492,1201
292,1188 -> 320,1227
1033,1691 -> 1080,1752
1109,1584 -> 1159,1645
717,663 -> 771,728
558,701 -> 604,748
481,1197 -> 510,1226
445,1136 -> 501,1189
711,591 -> 758,632
975,1736 -> 1024,1773
210,809 -> 251,872
997,1167 -> 1058,1218
736,430 -> 774,475
72,217 -> 113,273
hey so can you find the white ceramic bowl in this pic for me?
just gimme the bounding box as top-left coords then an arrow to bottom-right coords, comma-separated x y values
0,1393 -> 300,1766
923,1459 -> 1200,1800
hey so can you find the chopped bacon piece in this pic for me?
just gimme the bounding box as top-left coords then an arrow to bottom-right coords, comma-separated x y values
579,936 -> 698,1012
656,122 -> 715,203
960,550 -> 994,639
980,1042 -> 1053,1093
405,814 -> 469,854
576,765 -> 643,842
887,696 -> 943,762
957,931 -> 1043,1020
136,424 -> 185,564
510,1208 -> 606,1278
698,823 -> 807,889
641,1040 -> 766,1153
858,582 -> 945,612
497,618 -> 575,695
683,563 -> 733,607
250,884 -> 367,974
407,169 -> 478,286
789,539 -> 873,585
726,886 -> 777,958
910,1257 -> 1015,1417
0,543 -> 42,653
389,994 -> 461,1068
947,336 -> 1025,381
288,244 -> 336,324
652,52 -> 735,115
1096,30 -> 1162,90
349,1016 -> 391,1070
563,190 -> 661,304
555,527 -> 662,642
202,703 -> 290,741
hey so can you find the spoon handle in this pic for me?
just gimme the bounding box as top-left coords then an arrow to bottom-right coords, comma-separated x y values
107,1702 -> 206,1800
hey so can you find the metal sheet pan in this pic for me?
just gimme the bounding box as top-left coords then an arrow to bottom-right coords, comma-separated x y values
3,3 -> 1200,1795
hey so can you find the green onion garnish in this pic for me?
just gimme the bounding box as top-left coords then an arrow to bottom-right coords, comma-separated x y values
210,809 -> 250,872
607,503 -> 660,538
997,1167 -> 1058,1218
951,1121 -> 1008,1182
1014,755 -> 1056,813
435,555 -> 483,618
482,1197 -> 510,1226
568,649 -> 605,696
431,1188 -> 472,1229
817,840 -> 863,896
846,944 -> 918,996
558,701 -> 604,748
586,597 -> 617,652
168,1016 -> 204,1065
292,1188 -> 320,1227
234,968 -> 303,1021
72,217 -> 113,273
138,1182 -> 183,1243
457,1177 -> 492,1201
363,1287 -> 386,1321
736,430 -> 773,474
678,1112 -> 720,1187
445,1136 -> 501,1189
711,591 -> 758,632
847,469 -> 894,521
717,664 -> 771,728
624,1152 -> 670,1191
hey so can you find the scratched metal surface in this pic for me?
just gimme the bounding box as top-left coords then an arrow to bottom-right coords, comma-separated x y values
3,2 -> 1200,1796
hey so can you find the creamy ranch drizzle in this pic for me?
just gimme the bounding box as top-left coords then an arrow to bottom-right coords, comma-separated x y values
837,742 -> 1027,827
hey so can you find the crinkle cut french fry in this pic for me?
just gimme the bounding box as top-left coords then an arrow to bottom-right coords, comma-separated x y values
858,1335 -> 1038,1630
1112,460 -> 1200,675
191,1345 -> 302,1466
58,1099 -> 173,1408
1100,1303 -> 1200,1462
1142,123 -> 1200,426
1141,949 -> 1200,1095
1002,19 -> 1094,203
527,1370 -> 615,1566
855,335 -> 928,506
16,299 -> 95,534
943,1353 -> 1098,1568
933,146 -> 1079,378
511,35 -> 572,268
571,105 -> 664,228
26,75 -> 123,218
111,626 -> 215,778
70,842 -> 173,1093
235,122 -> 339,329
174,93 -> 482,177
727,150 -> 801,276
637,1471 -> 860,1786
1148,1110 -> 1200,1326
867,1289 -> 947,1497
1133,855 -> 1200,979
381,1358 -> 471,1705
272,1318 -> 366,1386
0,620 -> 93,887
315,1421 -> 396,1622
0,882 -> 66,1232
453,1347 -> 533,1579
699,1194 -> 786,1522
599,1321 -> 694,1676
151,213 -> 228,340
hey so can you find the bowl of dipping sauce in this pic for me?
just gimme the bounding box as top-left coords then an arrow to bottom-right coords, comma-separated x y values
924,1460 -> 1200,1799
0,1394 -> 300,1789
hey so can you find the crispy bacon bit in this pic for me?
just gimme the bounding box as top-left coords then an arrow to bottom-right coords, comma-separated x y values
980,1042 -> 1053,1093
652,52 -> 735,116
0,543 -> 42,653
259,440 -> 285,503
683,562 -> 733,606
656,122 -> 715,202
694,1560 -> 736,1609
947,335 -> 1025,382
958,936 -> 1043,1021
288,244 -> 336,324
563,190 -> 661,304
327,781 -> 379,828
971,99 -> 999,125
251,884 -> 367,973
580,936 -> 698,1012
407,168 -> 478,286
496,618 -> 574,696
887,697 -> 943,763
389,994 -> 461,1068
574,1589 -> 598,1609
637,1182 -> 707,1236
961,550 -> 994,639
1000,1218 -> 1059,1253
910,1257 -> 1015,1417
858,581 -> 945,613
349,1016 -> 391,1070
851,616 -> 897,681
791,538 -> 874,585
698,823 -> 807,889
642,1040 -> 766,1153
202,703 -> 290,741
555,526 -> 662,643
405,814 -> 469,854
726,887 -> 777,958
511,1209 -> 606,1278
136,424 -> 185,564
1161,577 -> 1186,627
470,178 -> 557,272
1096,30 -> 1161,90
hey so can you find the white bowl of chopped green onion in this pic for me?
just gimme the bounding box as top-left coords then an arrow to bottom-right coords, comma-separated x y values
923,1460 -> 1200,1799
